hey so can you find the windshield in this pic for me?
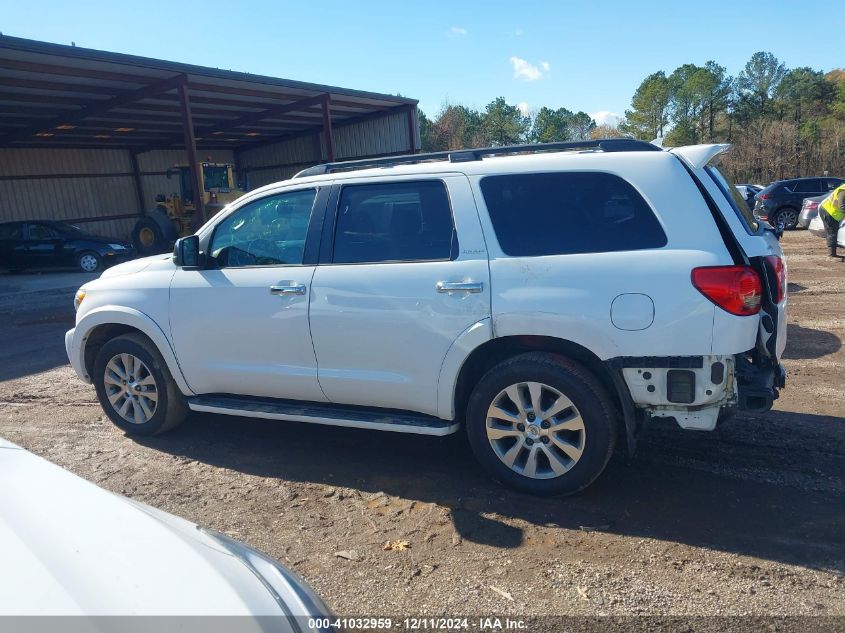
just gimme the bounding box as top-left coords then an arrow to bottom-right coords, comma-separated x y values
202,165 -> 231,191
705,165 -> 759,233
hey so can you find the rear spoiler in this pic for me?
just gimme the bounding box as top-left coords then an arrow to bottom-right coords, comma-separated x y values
669,144 -> 731,170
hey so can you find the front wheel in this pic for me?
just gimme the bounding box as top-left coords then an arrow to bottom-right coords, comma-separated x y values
93,333 -> 188,435
466,353 -> 617,496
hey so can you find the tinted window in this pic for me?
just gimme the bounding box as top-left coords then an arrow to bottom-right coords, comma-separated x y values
210,189 -> 315,267
27,224 -> 62,239
825,178 -> 844,191
0,224 -> 22,240
790,179 -> 821,193
333,180 -> 455,264
480,172 -> 667,256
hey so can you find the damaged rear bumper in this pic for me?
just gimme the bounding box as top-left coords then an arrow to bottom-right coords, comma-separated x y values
610,353 -> 785,434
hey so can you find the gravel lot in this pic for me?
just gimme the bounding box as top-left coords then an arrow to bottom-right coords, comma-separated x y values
1,230 -> 843,619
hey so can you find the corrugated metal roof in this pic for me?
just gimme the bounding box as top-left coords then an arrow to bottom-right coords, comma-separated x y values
0,36 -> 416,151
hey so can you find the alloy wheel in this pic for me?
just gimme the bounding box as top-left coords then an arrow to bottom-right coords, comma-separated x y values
777,209 -> 798,230
103,353 -> 158,424
485,381 -> 586,479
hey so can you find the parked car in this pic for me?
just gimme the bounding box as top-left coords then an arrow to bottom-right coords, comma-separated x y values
735,184 -> 762,210
797,194 -> 827,229
66,140 -> 787,496
753,177 -> 844,230
0,220 -> 134,273
0,436 -> 335,625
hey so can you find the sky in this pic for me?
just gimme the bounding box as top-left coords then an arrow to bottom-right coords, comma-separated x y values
0,0 -> 838,126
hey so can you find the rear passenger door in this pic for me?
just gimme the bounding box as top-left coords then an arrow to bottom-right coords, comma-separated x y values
308,176 -> 490,417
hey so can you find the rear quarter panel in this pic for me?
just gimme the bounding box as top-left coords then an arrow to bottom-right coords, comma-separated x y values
469,152 -> 734,359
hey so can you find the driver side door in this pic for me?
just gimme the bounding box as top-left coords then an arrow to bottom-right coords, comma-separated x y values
169,186 -> 328,401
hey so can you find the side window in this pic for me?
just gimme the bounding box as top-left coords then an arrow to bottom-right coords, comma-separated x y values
480,172 -> 667,257
209,189 -> 316,267
333,180 -> 456,264
791,179 -> 820,193
27,224 -> 60,240
0,224 -> 22,240
825,179 -> 843,192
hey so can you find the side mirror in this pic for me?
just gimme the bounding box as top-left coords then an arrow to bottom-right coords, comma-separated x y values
174,235 -> 203,269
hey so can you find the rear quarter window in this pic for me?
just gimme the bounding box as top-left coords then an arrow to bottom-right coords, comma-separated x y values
479,172 -> 667,257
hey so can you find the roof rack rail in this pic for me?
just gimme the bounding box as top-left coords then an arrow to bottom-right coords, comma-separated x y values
293,138 -> 662,178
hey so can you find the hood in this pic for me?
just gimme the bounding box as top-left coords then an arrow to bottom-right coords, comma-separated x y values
99,253 -> 176,279
0,443 -> 285,616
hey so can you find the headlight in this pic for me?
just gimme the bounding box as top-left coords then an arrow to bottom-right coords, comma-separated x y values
73,289 -> 86,311
109,243 -> 127,250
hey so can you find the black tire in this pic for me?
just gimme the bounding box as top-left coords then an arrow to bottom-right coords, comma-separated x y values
132,217 -> 165,255
773,207 -> 799,231
77,251 -> 102,273
93,333 -> 188,436
466,352 -> 617,496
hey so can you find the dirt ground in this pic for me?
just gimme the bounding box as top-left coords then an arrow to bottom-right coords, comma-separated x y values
0,230 -> 843,618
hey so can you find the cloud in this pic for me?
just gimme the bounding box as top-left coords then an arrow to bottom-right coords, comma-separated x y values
516,102 -> 530,116
515,28 -> 524,36
449,26 -> 468,36
510,56 -> 548,81
590,110 -> 622,126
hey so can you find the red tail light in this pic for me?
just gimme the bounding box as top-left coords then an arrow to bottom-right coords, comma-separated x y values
765,255 -> 786,303
806,201 -> 818,210
759,193 -> 771,200
692,266 -> 762,316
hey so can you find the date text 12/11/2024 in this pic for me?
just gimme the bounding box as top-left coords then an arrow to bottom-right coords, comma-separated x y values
308,617 -> 528,630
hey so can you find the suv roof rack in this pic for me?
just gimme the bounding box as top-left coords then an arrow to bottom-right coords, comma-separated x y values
293,138 -> 662,178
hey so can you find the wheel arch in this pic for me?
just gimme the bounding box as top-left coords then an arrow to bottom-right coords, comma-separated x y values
447,334 -> 623,425
73,306 -> 194,395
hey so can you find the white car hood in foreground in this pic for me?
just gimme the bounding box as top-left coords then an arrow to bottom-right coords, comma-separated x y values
0,443 -> 293,617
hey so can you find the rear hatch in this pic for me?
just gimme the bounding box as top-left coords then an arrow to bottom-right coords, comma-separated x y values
670,145 -> 787,409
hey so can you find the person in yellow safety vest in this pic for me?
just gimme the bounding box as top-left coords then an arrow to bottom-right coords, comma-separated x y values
819,183 -> 845,257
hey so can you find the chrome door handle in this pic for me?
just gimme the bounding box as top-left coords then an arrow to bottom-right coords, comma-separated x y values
269,284 -> 306,296
436,281 -> 484,294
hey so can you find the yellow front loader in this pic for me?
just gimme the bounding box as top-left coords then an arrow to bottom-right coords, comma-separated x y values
132,162 -> 245,254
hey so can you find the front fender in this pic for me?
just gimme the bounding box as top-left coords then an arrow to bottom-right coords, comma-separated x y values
68,305 -> 194,395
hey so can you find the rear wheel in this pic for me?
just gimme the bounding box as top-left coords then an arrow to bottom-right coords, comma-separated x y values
773,207 -> 799,231
77,251 -> 102,273
466,353 -> 617,496
93,333 -> 188,435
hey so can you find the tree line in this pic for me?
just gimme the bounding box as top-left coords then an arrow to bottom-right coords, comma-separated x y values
418,52 -> 845,184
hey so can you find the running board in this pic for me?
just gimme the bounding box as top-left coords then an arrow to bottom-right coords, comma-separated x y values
187,395 -> 459,436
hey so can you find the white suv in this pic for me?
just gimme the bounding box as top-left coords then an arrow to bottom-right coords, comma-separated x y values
66,140 -> 787,495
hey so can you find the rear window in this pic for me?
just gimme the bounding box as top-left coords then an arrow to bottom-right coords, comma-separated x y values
479,172 -> 667,257
705,166 -> 759,233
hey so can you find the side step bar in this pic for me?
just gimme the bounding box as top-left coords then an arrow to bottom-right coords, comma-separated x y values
187,395 -> 459,436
